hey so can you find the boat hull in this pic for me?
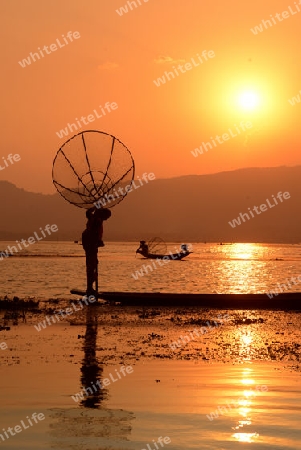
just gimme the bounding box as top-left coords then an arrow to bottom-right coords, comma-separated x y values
70,290 -> 301,310
136,250 -> 190,260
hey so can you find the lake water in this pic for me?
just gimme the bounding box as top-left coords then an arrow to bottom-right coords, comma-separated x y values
1,311 -> 301,450
1,245 -> 301,449
0,242 -> 301,299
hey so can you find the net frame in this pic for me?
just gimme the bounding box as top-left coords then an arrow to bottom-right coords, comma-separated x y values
52,130 -> 135,209
148,237 -> 167,255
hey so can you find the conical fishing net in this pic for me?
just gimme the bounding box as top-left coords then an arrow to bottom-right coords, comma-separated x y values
52,130 -> 135,209
148,237 -> 167,255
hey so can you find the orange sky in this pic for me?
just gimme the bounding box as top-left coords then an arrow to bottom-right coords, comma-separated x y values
1,0 -> 301,193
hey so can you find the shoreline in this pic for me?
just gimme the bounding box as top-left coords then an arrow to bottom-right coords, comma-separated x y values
1,302 -> 301,370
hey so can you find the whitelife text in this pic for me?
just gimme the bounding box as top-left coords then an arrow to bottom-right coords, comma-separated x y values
228,191 -> 290,228
18,31 -> 81,68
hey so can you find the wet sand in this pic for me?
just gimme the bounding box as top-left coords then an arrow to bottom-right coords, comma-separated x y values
0,302 -> 301,449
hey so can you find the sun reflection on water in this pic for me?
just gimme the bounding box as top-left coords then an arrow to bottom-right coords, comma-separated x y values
237,406 -> 251,416
231,329 -> 255,361
231,367 -> 261,443
219,243 -> 266,260
241,334 -> 253,346
212,243 -> 270,293
232,432 -> 259,443
241,378 -> 255,385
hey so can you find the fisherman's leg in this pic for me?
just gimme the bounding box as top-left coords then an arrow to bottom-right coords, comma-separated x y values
86,253 -> 95,293
94,255 -> 99,293
89,251 -> 98,294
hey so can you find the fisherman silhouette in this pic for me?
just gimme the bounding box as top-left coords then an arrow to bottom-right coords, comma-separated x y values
82,207 -> 111,295
136,240 -> 149,257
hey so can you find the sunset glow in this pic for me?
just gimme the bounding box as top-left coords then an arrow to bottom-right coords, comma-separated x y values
0,1 -> 301,193
1,2 -> 301,450
238,91 -> 261,111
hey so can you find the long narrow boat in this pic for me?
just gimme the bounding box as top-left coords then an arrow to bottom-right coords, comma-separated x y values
70,290 -> 301,310
136,241 -> 191,260
136,248 -> 191,260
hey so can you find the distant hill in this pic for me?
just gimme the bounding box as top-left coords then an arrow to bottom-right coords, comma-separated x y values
0,166 -> 301,243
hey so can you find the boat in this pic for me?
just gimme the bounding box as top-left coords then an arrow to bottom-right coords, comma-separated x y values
70,290 -> 301,310
136,247 -> 190,260
136,238 -> 191,260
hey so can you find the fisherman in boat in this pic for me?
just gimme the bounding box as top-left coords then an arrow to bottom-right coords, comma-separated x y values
136,240 -> 149,257
82,207 -> 111,295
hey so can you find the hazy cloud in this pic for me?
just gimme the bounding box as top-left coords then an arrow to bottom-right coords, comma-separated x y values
154,55 -> 185,65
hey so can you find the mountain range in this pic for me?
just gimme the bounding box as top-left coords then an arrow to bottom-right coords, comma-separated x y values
1,166 -> 300,243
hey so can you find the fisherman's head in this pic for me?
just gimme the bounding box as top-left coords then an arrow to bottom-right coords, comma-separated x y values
94,208 -> 111,221
86,208 -> 94,219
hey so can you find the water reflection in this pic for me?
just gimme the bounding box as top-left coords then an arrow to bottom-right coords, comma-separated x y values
231,367 -> 260,443
212,243 -> 270,293
218,243 -> 266,260
231,329 -> 255,361
232,432 -> 259,443
49,303 -> 134,449
80,303 -> 107,408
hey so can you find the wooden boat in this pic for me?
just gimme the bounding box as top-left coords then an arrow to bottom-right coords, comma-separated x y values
136,239 -> 191,260
136,248 -> 190,260
70,290 -> 301,310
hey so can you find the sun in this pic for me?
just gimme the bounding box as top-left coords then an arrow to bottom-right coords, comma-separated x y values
238,91 -> 260,111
